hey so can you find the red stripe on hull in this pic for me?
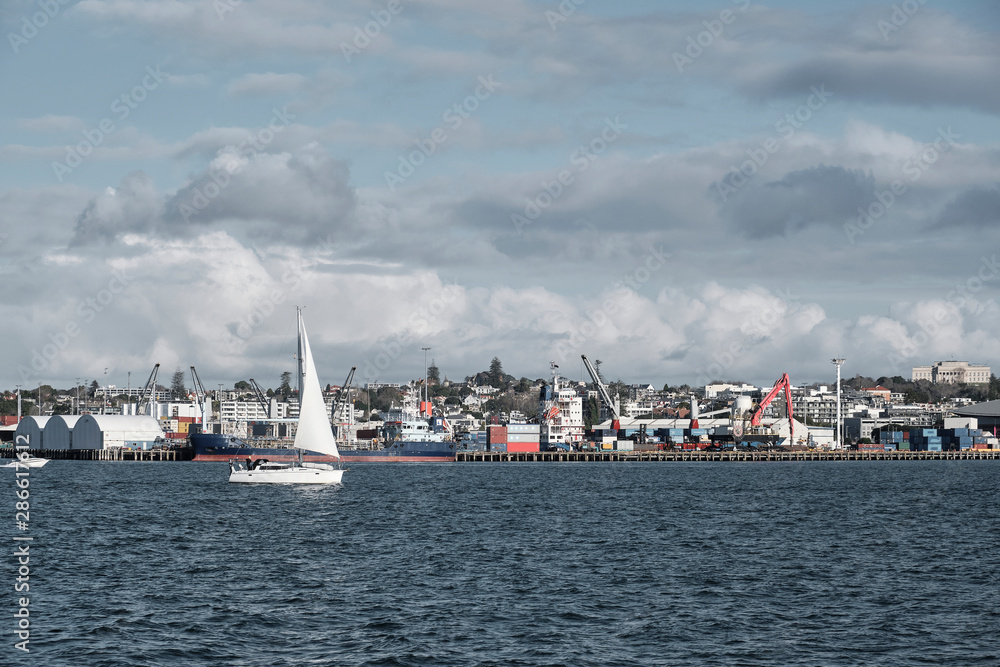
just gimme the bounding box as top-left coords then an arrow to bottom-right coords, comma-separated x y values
193,454 -> 454,463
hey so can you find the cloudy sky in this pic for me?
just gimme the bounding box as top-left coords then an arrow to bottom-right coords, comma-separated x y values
2,0 -> 1000,392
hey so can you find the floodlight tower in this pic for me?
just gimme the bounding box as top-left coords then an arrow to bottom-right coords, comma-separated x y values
832,358 -> 845,449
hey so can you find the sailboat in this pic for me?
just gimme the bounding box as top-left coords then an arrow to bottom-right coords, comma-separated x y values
229,308 -> 344,484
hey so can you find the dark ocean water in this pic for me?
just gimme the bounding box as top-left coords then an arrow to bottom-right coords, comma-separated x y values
4,461 -> 999,666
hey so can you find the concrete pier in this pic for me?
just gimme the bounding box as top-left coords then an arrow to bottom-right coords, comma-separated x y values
456,449 -> 1000,463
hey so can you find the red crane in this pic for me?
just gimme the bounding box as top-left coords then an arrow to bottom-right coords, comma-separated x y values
750,373 -> 794,439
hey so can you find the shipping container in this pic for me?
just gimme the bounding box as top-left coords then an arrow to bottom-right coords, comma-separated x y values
601,442 -> 613,450
507,442 -> 539,453
615,440 -> 634,451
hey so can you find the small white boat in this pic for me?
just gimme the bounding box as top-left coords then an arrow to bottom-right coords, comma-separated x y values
230,308 -> 344,485
3,457 -> 49,468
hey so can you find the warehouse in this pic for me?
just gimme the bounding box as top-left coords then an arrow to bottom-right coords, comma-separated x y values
72,415 -> 164,450
13,416 -> 50,449
43,415 -> 84,450
951,401 -> 1000,433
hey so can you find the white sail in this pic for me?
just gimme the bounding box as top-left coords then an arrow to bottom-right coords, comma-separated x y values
292,310 -> 341,459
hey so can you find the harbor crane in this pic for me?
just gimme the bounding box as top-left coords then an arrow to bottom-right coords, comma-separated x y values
248,378 -> 271,418
136,363 -> 160,415
688,396 -> 732,429
581,354 -> 622,430
189,366 -> 209,429
750,373 -> 794,440
332,366 -> 357,440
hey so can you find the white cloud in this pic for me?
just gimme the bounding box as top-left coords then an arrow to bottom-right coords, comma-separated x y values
226,72 -> 307,97
16,115 -> 86,133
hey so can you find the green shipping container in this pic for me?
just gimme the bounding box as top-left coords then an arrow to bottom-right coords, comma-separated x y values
899,442 -> 910,450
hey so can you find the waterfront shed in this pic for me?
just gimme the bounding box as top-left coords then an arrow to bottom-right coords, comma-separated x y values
72,415 -> 164,450
43,415 -> 85,450
13,416 -> 50,450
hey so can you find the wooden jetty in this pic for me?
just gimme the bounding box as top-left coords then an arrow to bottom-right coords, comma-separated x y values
0,447 -> 194,462
456,449 -> 1000,463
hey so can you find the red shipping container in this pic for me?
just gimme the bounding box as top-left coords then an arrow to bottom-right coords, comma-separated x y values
506,442 -> 539,453
487,426 -> 507,445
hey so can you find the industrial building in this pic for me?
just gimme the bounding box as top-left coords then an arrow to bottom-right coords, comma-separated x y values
72,415 -> 164,450
43,415 -> 84,450
13,416 -> 50,449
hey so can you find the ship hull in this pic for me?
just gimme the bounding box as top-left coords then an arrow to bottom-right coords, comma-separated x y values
191,433 -> 457,463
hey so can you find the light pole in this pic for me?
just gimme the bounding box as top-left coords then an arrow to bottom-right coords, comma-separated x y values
75,377 -> 80,414
832,358 -> 845,449
15,385 -> 21,421
421,347 -> 431,410
37,382 -> 41,416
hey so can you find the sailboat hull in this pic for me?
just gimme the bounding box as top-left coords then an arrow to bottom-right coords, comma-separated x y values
229,466 -> 344,484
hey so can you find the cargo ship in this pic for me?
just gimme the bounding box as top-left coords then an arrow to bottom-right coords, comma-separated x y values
190,413 -> 459,463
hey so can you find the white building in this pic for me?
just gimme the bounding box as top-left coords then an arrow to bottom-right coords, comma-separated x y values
704,383 -> 758,399
912,361 -> 991,384
72,415 -> 164,450
220,399 -> 291,422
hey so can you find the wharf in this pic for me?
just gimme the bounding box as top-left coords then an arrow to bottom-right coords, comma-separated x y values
456,449 -> 1000,463
0,447 -> 194,462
